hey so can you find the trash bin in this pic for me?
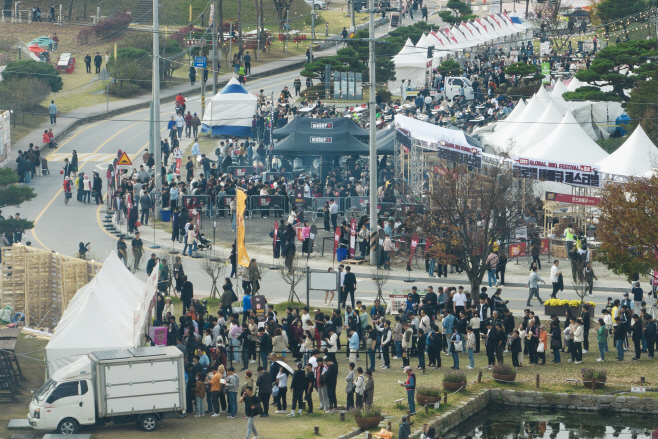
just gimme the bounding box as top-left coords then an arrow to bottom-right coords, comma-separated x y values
160,209 -> 171,222
336,248 -> 348,262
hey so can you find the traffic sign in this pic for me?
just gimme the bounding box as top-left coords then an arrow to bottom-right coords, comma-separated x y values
184,39 -> 207,47
116,152 -> 132,170
194,56 -> 207,68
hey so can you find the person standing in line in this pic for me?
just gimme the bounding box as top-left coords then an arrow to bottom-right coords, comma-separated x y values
239,386 -> 260,439
256,365 -> 272,417
226,367 -> 239,419
572,319 -> 584,364
304,362 -> 315,414
344,362 -> 356,410
550,320 -> 562,363
632,282 -> 643,312
400,366 -> 416,414
289,362 -> 305,417
329,199 -> 339,230
315,357 -> 329,411
84,53 -> 92,73
631,314 -> 643,361
94,52 -> 103,74
62,176 -> 72,205
194,372 -> 205,417
596,318 -> 607,362
550,260 -> 562,299
525,266 -> 545,307
645,315 -> 656,359
48,100 -> 57,124
180,275 -> 193,314
342,266 -> 357,310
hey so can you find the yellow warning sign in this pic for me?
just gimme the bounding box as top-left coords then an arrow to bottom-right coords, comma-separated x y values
117,152 -> 132,166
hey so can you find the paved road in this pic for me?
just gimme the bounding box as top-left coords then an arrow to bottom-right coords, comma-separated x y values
14,5 -> 581,315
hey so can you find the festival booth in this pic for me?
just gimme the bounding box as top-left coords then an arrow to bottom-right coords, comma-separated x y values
272,116 -> 369,141
596,125 -> 658,179
44,252 -> 158,377
390,38 -> 432,91
200,77 -> 258,137
513,111 -> 609,255
394,114 -> 483,196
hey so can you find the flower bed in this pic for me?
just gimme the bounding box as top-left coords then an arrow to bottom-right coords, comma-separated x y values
544,299 -> 596,317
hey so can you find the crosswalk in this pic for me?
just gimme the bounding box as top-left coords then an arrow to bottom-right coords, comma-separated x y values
46,153 -> 120,163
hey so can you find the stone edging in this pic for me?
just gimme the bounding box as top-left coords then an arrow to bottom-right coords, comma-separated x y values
331,389 -> 658,439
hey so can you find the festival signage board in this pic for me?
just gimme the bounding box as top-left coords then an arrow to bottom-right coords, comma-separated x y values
513,157 -> 601,188
545,192 -> 601,206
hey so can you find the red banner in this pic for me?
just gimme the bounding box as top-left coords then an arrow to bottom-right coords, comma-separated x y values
545,192 -> 600,206
333,226 -> 341,262
508,239 -> 550,258
424,238 -> 431,251
349,218 -> 357,258
409,233 -> 419,265
509,242 -> 526,258
175,158 -> 182,175
273,220 -> 278,252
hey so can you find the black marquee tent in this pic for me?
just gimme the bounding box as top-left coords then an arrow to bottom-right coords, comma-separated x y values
272,116 -> 370,141
271,130 -> 371,156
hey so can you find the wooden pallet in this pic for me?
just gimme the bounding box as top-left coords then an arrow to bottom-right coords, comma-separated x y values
342,258 -> 365,265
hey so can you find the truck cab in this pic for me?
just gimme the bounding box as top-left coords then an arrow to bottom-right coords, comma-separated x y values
444,77 -> 474,101
28,358 -> 96,434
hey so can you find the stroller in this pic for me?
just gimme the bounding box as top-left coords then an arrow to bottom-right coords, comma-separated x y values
197,233 -> 212,250
40,158 -> 49,175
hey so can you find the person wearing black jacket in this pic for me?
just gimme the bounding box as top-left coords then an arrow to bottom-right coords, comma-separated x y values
581,305 -> 591,353
256,366 -> 272,416
180,275 -> 193,315
304,363 -> 315,414
503,310 -> 515,337
258,328 -> 271,367
342,266 -> 357,310
331,310 -> 343,350
496,253 -> 508,286
645,315 -> 656,359
239,323 -> 252,371
510,330 -> 522,367
631,314 -> 643,361
484,322 -> 496,368
550,320 -> 562,363
289,363 -> 306,416
324,357 -> 338,411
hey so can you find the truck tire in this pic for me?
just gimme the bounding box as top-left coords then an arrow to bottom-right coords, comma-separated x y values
57,418 -> 79,435
139,414 -> 158,432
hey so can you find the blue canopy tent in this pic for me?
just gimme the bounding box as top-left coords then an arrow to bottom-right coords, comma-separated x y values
200,78 -> 257,137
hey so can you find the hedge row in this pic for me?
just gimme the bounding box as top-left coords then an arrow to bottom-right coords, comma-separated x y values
77,12 -> 133,45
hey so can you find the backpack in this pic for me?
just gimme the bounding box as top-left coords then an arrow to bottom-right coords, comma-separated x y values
410,324 -> 418,335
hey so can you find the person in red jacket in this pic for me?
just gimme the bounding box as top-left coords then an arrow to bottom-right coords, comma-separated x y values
43,130 -> 55,148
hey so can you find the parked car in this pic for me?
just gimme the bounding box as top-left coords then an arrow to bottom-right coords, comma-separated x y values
304,0 -> 326,9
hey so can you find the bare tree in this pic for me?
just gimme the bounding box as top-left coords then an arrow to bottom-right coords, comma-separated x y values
0,78 -> 51,122
201,258 -> 227,299
280,256 -> 307,302
413,162 -> 532,296
371,266 -> 389,305
527,0 -> 574,52
272,0 -> 294,29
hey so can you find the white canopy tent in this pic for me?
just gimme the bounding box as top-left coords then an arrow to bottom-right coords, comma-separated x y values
510,100 -> 564,157
551,80 -> 569,98
472,98 -> 526,137
484,94 -> 547,151
45,252 -> 154,377
596,125 -> 658,177
200,77 -> 258,137
391,39 -> 430,90
395,114 -> 473,147
567,76 -> 584,92
521,111 -> 609,163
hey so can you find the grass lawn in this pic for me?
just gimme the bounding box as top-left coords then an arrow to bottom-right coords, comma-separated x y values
7,112 -> 49,146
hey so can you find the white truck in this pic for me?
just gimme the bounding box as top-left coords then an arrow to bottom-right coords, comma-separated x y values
28,346 -> 185,435
404,77 -> 475,102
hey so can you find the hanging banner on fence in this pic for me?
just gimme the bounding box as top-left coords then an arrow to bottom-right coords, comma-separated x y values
273,220 -> 278,252
349,218 -> 357,258
424,238 -> 432,251
545,192 -> 601,206
409,233 -> 419,265
508,242 -> 526,258
236,190 -> 250,267
436,140 -> 482,169
508,239 -> 550,258
175,158 -> 182,175
333,226 -> 341,262
513,157 -> 601,188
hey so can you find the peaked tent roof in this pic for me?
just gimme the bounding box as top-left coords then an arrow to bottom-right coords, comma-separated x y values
596,125 -> 658,177
510,101 -> 564,156
534,85 -> 553,108
200,77 -> 257,137
567,76 -> 584,92
45,252 -> 147,376
488,94 -> 546,149
551,80 -> 568,99
521,111 -> 609,163
272,130 -> 370,156
272,116 -> 369,141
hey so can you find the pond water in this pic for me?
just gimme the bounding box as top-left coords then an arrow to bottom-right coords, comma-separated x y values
445,409 -> 658,439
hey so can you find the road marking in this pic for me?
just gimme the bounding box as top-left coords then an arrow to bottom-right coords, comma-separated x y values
47,153 -> 119,162
30,119 -> 148,250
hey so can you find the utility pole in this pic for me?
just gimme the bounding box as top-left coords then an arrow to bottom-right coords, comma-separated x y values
96,2 -> 99,22
285,9 -> 290,54
368,0 -> 377,265
350,0 -> 356,32
229,22 -> 233,64
152,0 -> 162,220
201,45 -> 206,118
310,10 -> 315,61
213,0 -> 219,95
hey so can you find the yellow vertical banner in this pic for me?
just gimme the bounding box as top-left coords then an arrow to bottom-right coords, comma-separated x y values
236,190 -> 250,267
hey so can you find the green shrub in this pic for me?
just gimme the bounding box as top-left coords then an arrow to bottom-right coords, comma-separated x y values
376,89 -> 392,103
108,82 -> 144,98
417,385 -> 442,397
